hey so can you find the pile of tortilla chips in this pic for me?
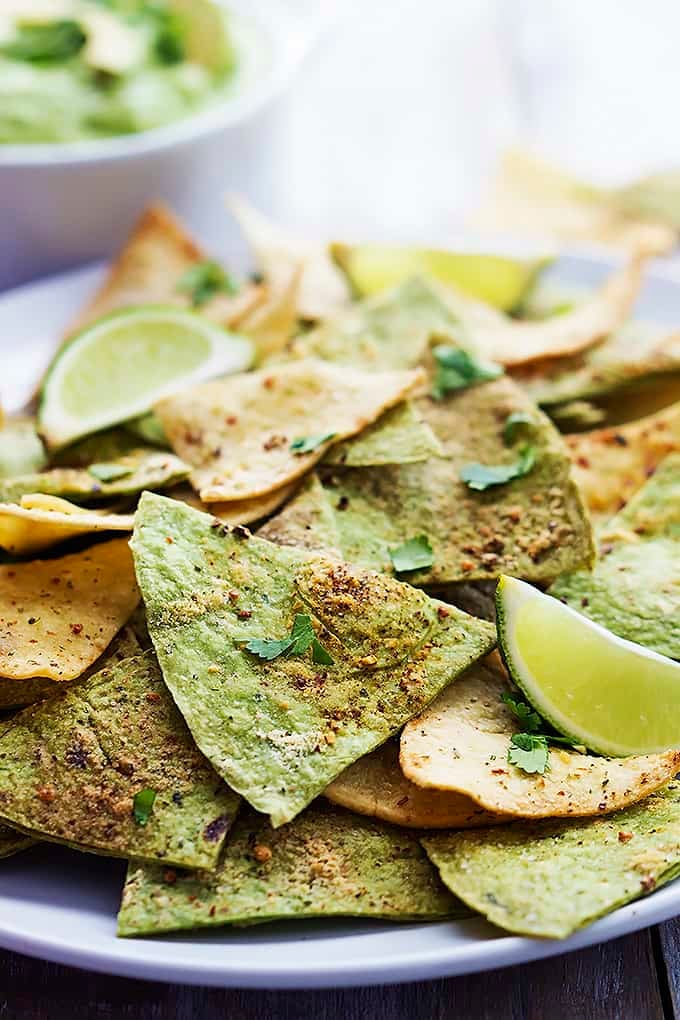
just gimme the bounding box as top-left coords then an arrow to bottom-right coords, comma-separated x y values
2,193 -> 680,944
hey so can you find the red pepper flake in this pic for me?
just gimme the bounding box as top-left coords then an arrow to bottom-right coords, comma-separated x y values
228,590 -> 239,602
640,876 -> 656,892
460,559 -> 475,572
36,785 -> 56,803
225,415 -> 238,426
437,606 -> 450,620
253,844 -> 272,863
618,831 -> 633,844
165,536 -> 174,544
163,869 -> 177,885
146,692 -> 162,703
262,376 -> 276,390
237,609 -> 252,620
70,623 -> 83,635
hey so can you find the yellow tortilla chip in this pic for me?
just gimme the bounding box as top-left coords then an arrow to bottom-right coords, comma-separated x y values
474,149 -> 676,256
67,204 -> 262,336
0,495 -> 134,555
443,257 -> 644,367
238,264 -> 303,363
156,360 -> 425,503
567,400 -> 680,520
0,538 -> 139,681
325,741 -> 507,829
400,657 -> 680,818
167,482 -> 298,527
227,194 -> 352,321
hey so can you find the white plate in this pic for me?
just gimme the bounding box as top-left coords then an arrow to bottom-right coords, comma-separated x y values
1,255 -> 680,988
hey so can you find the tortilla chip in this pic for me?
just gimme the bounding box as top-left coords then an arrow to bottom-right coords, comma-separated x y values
325,740 -> 506,829
400,658 -> 680,818
257,474 -> 342,556
440,257 -> 644,368
167,481 -> 299,528
155,360 -> 425,503
0,496 -> 135,556
277,378 -> 594,585
237,264 -> 302,362
132,493 -> 495,826
0,825 -> 34,859
0,418 -> 46,478
50,426 -> 145,468
567,400 -> 680,521
550,453 -> 680,658
67,204 -> 262,336
473,148 -> 676,256
0,538 -> 140,681
0,649 -> 239,867
323,401 -> 443,466
422,781 -> 680,939
0,449 -> 188,506
0,623 -> 142,710
516,321 -> 680,415
287,276 -> 463,370
117,802 -> 459,936
227,195 -> 351,322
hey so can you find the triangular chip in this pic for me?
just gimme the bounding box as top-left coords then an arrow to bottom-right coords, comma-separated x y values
67,204 -> 262,336
400,658 -> 680,818
227,195 -> 351,322
167,481 -> 299,528
0,650 -> 239,867
271,378 -> 594,585
155,360 -> 425,503
0,538 -> 139,681
117,803 -> 459,936
237,263 -> 302,363
0,418 -> 46,478
422,781 -> 680,939
0,495 -> 134,556
0,449 -> 188,506
325,741 -> 506,830
257,474 -> 342,556
132,493 -> 495,826
567,400 -> 680,521
0,825 -> 34,859
323,401 -> 443,466
550,454 -> 680,658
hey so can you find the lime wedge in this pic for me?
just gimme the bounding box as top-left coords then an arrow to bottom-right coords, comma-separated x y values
496,575 -> 680,756
331,244 -> 550,312
39,306 -> 253,449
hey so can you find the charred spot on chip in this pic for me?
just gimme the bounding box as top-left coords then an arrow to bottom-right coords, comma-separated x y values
203,814 -> 232,843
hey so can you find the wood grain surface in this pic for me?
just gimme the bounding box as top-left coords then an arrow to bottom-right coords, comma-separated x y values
0,925 -> 675,1019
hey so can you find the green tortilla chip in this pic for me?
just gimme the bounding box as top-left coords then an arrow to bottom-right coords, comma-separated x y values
0,824 -> 34,859
323,401 -> 443,466
0,449 -> 188,505
0,649 -> 239,867
257,474 -> 342,555
132,492 -> 495,826
117,803 -> 460,936
49,427 -> 143,468
550,453 -> 680,658
422,782 -> 680,939
270,378 -> 594,585
0,418 -> 46,478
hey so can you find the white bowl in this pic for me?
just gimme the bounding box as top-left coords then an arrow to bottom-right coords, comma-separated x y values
0,1 -> 323,290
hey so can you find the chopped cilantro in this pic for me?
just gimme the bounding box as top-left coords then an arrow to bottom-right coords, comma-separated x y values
133,788 -> 157,826
290,433 -> 337,455
154,12 -> 187,65
459,444 -> 536,491
501,691 -> 542,733
88,462 -> 134,483
177,260 -> 238,308
245,613 -> 334,665
503,412 -> 535,445
431,345 -> 503,400
389,534 -> 434,573
3,20 -> 87,63
508,733 -> 550,774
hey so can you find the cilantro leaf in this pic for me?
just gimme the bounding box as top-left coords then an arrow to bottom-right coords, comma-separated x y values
290,433 -> 337,455
154,12 -> 186,65
501,691 -> 542,733
431,345 -> 503,400
3,20 -> 86,63
389,534 -> 434,573
459,444 -> 536,491
132,788 -> 157,826
503,412 -> 535,445
245,613 -> 333,664
507,733 -> 550,774
177,260 -> 238,308
88,462 -> 134,483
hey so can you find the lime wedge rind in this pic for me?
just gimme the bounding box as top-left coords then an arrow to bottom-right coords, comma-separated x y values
39,306 -> 253,449
496,574 -> 680,757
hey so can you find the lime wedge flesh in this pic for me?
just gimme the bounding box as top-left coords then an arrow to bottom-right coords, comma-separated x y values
496,575 -> 680,756
331,244 -> 549,312
39,306 -> 253,449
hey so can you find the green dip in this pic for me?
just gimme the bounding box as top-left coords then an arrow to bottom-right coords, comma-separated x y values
0,1 -> 251,144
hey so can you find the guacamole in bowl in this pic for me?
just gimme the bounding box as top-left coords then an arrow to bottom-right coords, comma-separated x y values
0,0 -> 245,143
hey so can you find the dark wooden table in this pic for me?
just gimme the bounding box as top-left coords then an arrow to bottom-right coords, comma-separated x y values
3,918 -> 680,1019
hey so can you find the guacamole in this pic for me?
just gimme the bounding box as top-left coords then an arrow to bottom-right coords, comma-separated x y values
0,1 -> 244,144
